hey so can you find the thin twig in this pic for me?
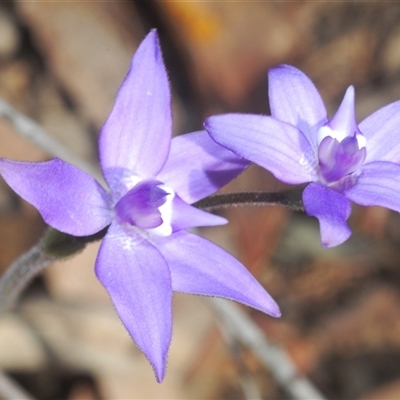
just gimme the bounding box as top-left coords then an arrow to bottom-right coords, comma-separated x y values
0,98 -> 102,182
215,317 -> 263,400
209,298 -> 326,400
0,244 -> 54,314
0,369 -> 36,400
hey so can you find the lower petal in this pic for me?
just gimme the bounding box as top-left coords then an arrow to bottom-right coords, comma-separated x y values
303,183 -> 352,247
155,231 -> 281,317
171,195 -> 227,232
344,161 -> 400,212
95,222 -> 173,382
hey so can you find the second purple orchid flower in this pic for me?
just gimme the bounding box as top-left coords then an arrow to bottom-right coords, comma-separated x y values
0,31 -> 280,382
206,65 -> 400,248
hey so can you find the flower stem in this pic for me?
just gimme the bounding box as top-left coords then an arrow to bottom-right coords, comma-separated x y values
0,244 -> 54,314
0,227 -> 109,314
194,187 -> 305,212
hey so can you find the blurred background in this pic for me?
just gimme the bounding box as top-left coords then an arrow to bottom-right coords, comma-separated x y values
0,1 -> 400,399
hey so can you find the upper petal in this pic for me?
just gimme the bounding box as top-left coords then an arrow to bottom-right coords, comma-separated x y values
328,86 -> 358,141
303,182 -> 352,247
205,114 -> 318,184
268,65 -> 328,151
99,30 -> 171,181
344,161 -> 400,212
155,231 -> 281,317
157,130 -> 249,204
0,158 -> 111,236
359,100 -> 400,163
95,222 -> 173,382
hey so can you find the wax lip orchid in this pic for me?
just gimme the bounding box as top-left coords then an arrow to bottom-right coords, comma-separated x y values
205,64 -> 400,247
0,30 -> 280,382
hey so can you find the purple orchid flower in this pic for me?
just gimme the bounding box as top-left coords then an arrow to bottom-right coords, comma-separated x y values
205,65 -> 400,247
0,31 -> 280,382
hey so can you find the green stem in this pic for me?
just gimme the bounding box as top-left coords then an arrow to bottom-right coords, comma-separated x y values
0,243 -> 53,314
0,227 -> 109,313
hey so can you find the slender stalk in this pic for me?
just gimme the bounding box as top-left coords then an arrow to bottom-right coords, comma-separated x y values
0,244 -> 54,314
0,227 -> 109,314
210,298 -> 326,400
194,188 -> 305,212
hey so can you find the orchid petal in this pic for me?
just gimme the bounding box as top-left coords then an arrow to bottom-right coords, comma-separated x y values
0,158 -> 111,236
303,182 -> 351,247
205,114 -> 318,184
155,231 -> 281,317
158,131 -> 249,204
344,161 -> 400,212
268,65 -> 327,151
170,195 -> 227,232
328,86 -> 358,140
359,100 -> 400,163
95,222 -> 172,382
99,30 -> 171,180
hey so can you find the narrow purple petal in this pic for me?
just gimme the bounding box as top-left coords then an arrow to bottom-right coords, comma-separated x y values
155,231 -> 281,317
99,30 -> 171,181
303,182 -> 352,247
158,130 -> 249,204
328,86 -> 358,138
0,158 -> 111,236
344,161 -> 400,212
359,100 -> 400,163
95,222 -> 172,382
205,114 -> 318,184
170,195 -> 227,232
268,65 -> 327,151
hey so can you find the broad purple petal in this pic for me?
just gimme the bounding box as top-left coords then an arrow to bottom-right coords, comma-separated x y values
303,182 -> 352,247
344,161 -> 400,212
158,130 -> 249,204
155,231 -> 281,317
205,114 -> 318,184
359,100 -> 400,163
99,30 -> 171,181
95,222 -> 172,382
0,158 -> 111,236
268,65 -> 327,151
170,195 -> 227,232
